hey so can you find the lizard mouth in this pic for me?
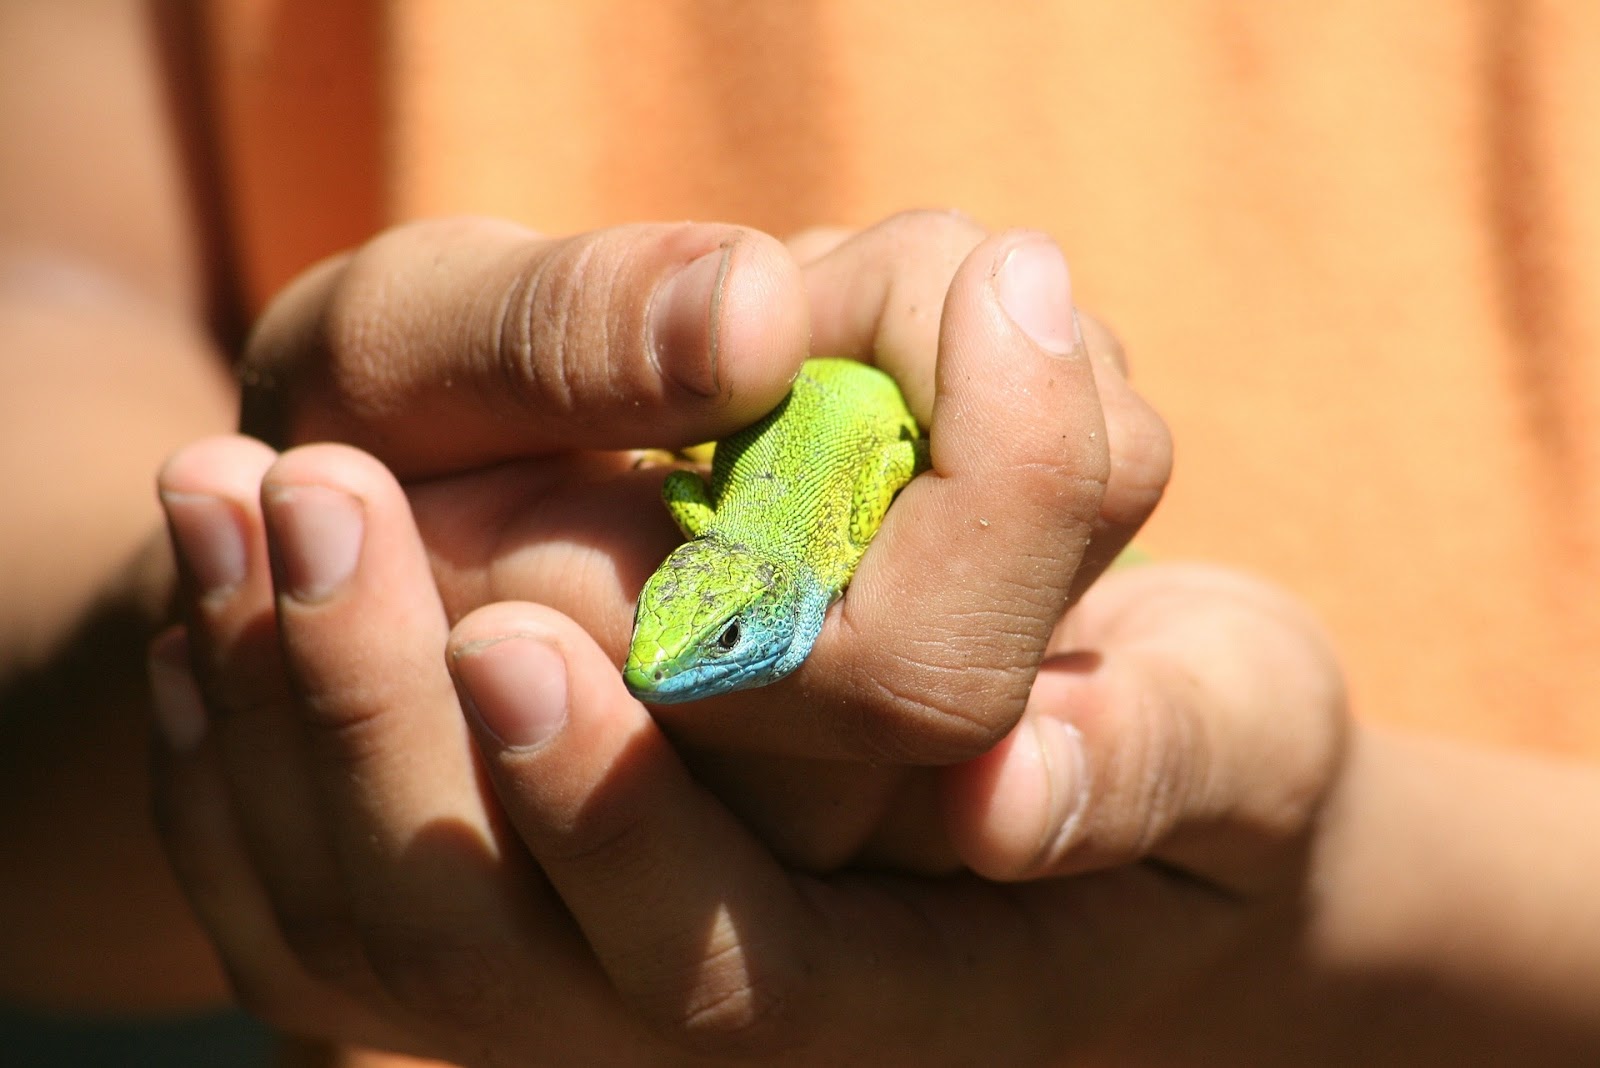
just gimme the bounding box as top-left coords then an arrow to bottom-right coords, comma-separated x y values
621,643 -> 787,704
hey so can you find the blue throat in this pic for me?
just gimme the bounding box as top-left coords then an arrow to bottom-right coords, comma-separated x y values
765,574 -> 833,683
642,567 -> 834,704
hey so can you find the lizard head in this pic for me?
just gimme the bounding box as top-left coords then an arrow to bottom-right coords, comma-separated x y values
623,538 -> 814,704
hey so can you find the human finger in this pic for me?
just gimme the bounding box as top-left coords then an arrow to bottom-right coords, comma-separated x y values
449,602 -> 1073,1061
941,564 -> 1349,892
802,208 -> 990,417
146,628 -> 407,1051
449,602 -> 810,1054
1066,313 -> 1172,601
814,229 -> 1109,763
783,223 -> 856,264
630,217 -> 1159,862
257,443 -> 560,1034
158,440 -> 676,1059
157,435 -> 365,984
804,211 -> 1170,605
241,218 -> 809,476
260,445 -> 691,1063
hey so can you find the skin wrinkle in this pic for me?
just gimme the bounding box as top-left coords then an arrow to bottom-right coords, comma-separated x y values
1136,668 -> 1206,857
674,926 -> 796,1051
994,460 -> 1110,495
295,678 -> 424,776
891,570 -> 1080,680
485,247 -> 540,423
522,236 -> 599,419
852,657 -> 1018,764
536,792 -> 663,874
191,662 -> 294,732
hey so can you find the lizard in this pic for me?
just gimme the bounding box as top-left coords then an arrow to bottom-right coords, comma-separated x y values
623,357 -> 928,704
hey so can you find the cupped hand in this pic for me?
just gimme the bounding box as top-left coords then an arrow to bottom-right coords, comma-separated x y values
149,435 -> 1346,1064
238,212 -> 1167,755
225,212 -> 1170,867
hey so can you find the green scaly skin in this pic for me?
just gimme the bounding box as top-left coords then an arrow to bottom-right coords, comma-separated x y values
623,358 -> 927,703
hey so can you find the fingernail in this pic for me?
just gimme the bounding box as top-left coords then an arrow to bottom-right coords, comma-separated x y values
650,244 -> 732,397
1036,717 -> 1089,862
161,493 -> 247,596
453,635 -> 569,750
262,484 -> 364,602
994,237 -> 1081,355
148,628 -> 207,751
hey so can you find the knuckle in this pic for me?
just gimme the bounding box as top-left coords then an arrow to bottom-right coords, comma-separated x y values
320,249 -> 416,419
625,928 -> 811,1058
836,596 -> 1048,765
542,801 -> 655,871
539,811 -> 698,924
361,923 -> 517,1029
784,223 -> 855,263
241,255 -> 348,386
293,678 -> 403,765
875,210 -> 990,310
1094,670 -> 1206,859
877,207 -> 989,249
851,658 -> 1026,765
489,222 -> 750,419
491,233 -> 603,419
671,979 -> 803,1058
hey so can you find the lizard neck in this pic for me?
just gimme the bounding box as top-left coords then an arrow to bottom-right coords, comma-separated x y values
764,564 -> 833,683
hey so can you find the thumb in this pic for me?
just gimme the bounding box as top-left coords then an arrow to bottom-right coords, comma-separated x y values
940,564 -> 1349,893
243,218 -> 808,477
446,602 -> 813,1054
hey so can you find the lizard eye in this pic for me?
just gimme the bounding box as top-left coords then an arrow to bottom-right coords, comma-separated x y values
716,619 -> 741,651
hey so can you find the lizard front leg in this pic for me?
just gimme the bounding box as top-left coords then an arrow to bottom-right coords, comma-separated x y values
847,436 -> 925,551
662,468 -> 716,538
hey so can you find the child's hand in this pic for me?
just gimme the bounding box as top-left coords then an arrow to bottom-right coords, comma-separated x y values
148,440 -> 1346,1064
943,561 -> 1348,893
220,212 -> 1171,867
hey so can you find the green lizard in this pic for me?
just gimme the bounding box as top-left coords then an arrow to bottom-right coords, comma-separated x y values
623,358 -> 928,703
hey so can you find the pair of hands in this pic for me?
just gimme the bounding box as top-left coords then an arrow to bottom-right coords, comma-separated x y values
149,212 -> 1347,1064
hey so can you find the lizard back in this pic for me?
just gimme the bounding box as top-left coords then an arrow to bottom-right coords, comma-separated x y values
704,358 -> 919,591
